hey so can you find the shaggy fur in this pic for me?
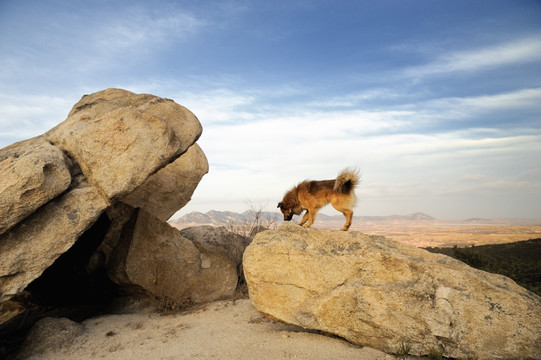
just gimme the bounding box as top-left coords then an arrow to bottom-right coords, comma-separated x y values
277,168 -> 360,231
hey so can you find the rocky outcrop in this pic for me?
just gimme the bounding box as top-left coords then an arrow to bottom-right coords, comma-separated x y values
243,223 -> 541,360
0,89 -> 216,320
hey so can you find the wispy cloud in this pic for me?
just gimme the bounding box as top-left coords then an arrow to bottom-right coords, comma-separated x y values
95,6 -> 206,51
460,174 -> 489,182
421,88 -> 541,114
172,89 -> 257,125
189,88 -> 540,173
0,3 -> 208,87
184,85 -> 541,139
403,35 -> 541,78
167,76 -> 541,217
384,88 -> 541,133
0,93 -> 76,145
306,88 -> 407,108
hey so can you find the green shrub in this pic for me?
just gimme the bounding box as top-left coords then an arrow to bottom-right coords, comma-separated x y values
428,346 -> 443,360
396,340 -> 412,356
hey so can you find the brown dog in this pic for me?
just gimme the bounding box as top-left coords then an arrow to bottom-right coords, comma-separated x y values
277,168 -> 360,231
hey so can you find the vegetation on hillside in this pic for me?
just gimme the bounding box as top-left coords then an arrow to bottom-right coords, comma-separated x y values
425,238 -> 541,296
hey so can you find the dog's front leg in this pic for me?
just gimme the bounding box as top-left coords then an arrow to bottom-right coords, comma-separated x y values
302,209 -> 317,228
298,211 -> 309,226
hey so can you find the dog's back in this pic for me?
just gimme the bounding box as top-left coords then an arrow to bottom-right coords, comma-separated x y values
303,168 -> 360,197
307,179 -> 335,194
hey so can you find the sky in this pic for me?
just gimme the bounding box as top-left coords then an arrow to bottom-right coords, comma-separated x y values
1,0 -> 540,220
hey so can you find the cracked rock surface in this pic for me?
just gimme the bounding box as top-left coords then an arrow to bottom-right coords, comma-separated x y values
243,222 -> 541,360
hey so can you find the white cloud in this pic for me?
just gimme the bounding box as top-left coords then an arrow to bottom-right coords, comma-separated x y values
404,35 -> 541,78
179,84 -> 541,147
460,174 -> 489,182
307,88 -> 405,108
421,88 -> 541,115
0,93 -> 76,146
168,85 -> 541,173
179,85 -> 541,218
0,4 -> 208,87
172,89 -> 257,125
95,7 -> 205,51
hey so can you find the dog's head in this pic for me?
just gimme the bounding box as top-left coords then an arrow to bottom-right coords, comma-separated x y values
277,202 -> 296,221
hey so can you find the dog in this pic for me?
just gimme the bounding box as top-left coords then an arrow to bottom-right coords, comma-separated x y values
277,168 -> 360,231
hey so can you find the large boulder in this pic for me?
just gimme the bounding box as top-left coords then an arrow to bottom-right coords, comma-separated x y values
121,143 -> 208,221
0,136 -> 72,235
107,209 -> 238,305
243,223 -> 541,360
44,88 -> 202,200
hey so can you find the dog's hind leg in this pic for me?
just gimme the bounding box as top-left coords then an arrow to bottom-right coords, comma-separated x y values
340,209 -> 353,231
332,204 -> 353,231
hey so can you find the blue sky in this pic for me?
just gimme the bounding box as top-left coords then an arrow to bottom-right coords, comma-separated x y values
1,0 -> 540,220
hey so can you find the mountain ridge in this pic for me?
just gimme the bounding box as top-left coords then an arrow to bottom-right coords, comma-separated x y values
169,210 -> 438,228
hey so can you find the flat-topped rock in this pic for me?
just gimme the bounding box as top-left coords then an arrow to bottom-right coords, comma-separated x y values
244,223 -> 541,359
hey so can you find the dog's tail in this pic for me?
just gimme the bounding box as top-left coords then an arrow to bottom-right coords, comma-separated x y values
333,168 -> 361,194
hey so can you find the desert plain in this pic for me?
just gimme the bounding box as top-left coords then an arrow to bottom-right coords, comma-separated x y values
309,218 -> 541,248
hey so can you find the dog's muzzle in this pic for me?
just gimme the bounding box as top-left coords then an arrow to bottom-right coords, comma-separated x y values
284,213 -> 293,221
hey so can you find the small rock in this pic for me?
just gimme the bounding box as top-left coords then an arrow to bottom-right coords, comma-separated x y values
17,317 -> 85,358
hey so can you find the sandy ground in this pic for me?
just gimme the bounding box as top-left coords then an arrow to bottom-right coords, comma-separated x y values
18,299 -> 395,360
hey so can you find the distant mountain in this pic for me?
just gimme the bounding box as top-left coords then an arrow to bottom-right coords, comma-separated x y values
169,210 -> 437,228
462,217 -> 493,223
385,212 -> 436,221
169,210 -> 280,228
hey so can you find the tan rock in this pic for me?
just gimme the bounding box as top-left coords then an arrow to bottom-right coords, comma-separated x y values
44,88 -> 202,200
0,136 -> 71,235
122,143 -> 208,221
17,317 -> 85,359
180,225 -> 251,267
0,178 -> 109,302
108,209 -> 238,305
243,222 -> 541,360
64,88 -> 202,154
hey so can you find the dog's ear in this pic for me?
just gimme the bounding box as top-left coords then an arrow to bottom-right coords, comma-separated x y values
277,202 -> 282,209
